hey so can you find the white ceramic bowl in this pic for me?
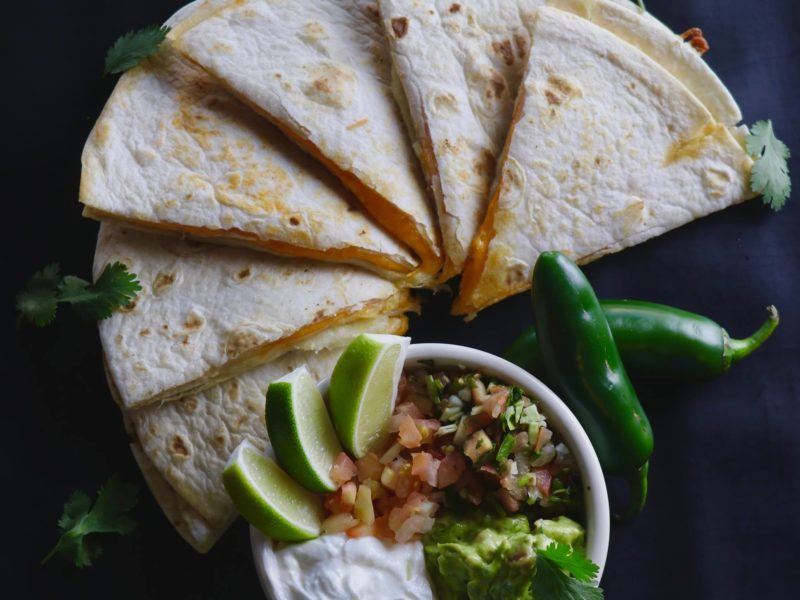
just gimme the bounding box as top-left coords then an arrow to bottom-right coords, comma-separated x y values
252,343 -> 610,598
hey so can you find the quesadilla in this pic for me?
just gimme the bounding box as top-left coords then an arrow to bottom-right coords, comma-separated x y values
96,223 -> 415,409
379,0 -> 537,279
121,315 -> 408,552
379,0 -> 745,279
453,6 -> 753,315
174,0 -> 443,277
80,2 -> 417,279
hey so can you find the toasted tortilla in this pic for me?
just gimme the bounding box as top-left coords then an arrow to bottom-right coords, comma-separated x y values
379,0 -> 538,279
174,0 -> 442,277
130,442 -> 231,553
96,223 -> 414,408
121,315 -> 407,552
80,3 -> 416,279
453,7 -> 752,315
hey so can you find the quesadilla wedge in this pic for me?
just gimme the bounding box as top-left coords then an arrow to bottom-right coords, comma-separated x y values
379,0 -> 537,279
120,314 -> 407,553
174,0 -> 442,277
453,7 -> 752,315
80,3 -> 416,279
96,223 -> 416,409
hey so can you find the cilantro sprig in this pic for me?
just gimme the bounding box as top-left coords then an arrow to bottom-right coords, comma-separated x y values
747,120 -> 791,211
104,25 -> 171,76
532,543 -> 604,600
16,262 -> 141,326
42,476 -> 139,568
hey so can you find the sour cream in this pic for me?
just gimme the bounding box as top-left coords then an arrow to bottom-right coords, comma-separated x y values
258,533 -> 434,600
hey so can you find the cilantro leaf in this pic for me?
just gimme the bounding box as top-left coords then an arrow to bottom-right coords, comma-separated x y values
17,262 -> 141,326
15,263 -> 62,326
104,25 -> 170,76
747,120 -> 791,211
537,542 -> 599,582
531,543 -> 604,600
42,476 -> 139,568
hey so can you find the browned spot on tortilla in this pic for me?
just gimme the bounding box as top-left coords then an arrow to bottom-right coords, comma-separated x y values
184,312 -> 204,330
120,297 -> 138,313
115,334 -> 123,345
139,328 -> 150,337
514,34 -> 528,59
629,82 -> 637,91
313,78 -> 331,94
180,396 -> 199,412
665,123 -> 726,165
449,3 -> 461,12
492,40 -> 514,66
391,17 -> 409,38
289,216 -> 300,226
153,271 -> 177,294
235,415 -> 248,429
181,336 -> 190,346
473,150 -> 496,178
170,435 -> 189,457
235,267 -> 251,281
544,75 -> 578,107
505,263 -> 527,286
162,324 -> 169,331
488,72 -> 506,99
247,401 -> 260,413
226,329 -> 263,359
314,309 -> 327,321
213,434 -> 226,448
365,3 -> 379,21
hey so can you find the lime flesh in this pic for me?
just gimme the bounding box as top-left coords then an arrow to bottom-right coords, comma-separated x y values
328,334 -> 409,457
223,441 -> 322,542
266,367 -> 342,493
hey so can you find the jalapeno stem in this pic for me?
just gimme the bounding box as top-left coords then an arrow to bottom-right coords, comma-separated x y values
614,462 -> 649,524
724,305 -> 780,368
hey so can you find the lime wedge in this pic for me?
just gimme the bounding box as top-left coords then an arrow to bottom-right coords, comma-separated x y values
266,367 -> 343,493
329,334 -> 409,457
222,441 -> 322,542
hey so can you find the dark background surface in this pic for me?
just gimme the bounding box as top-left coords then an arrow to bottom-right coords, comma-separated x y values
4,0 -> 798,597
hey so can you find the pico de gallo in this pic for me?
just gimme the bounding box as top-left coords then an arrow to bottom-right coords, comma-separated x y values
321,363 -> 584,543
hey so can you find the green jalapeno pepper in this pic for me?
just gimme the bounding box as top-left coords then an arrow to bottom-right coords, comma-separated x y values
505,301 -> 779,381
532,252 -> 653,520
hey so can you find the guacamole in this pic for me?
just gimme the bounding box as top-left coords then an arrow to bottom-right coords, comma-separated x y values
423,512 -> 585,600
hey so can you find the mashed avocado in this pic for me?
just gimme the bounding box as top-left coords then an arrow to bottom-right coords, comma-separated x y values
422,512 -> 585,600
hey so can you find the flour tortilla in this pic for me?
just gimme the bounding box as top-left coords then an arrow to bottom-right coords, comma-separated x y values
453,7 -> 752,315
379,0 -> 539,279
121,314 -> 407,552
96,223 -> 414,408
174,0 -> 442,278
131,442 -> 230,553
380,0 -> 744,279
552,0 -> 742,126
80,3 -> 416,278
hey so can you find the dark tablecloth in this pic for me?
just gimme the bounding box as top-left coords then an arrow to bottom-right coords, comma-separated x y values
4,0 -> 798,597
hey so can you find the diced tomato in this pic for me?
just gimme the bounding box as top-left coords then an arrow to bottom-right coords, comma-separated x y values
395,515 -> 436,543
330,452 -> 358,486
347,522 -> 376,538
533,468 -> 553,497
482,388 -> 509,418
394,467 -> 416,499
534,427 -> 553,452
398,414 -> 423,448
323,490 -> 347,514
437,451 -> 466,488
395,401 -> 424,419
373,514 -> 395,540
415,419 -> 441,443
496,488 -> 521,513
356,453 -> 384,482
411,452 -> 441,487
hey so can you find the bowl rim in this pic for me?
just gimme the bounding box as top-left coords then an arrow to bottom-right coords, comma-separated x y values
251,342 -> 610,597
